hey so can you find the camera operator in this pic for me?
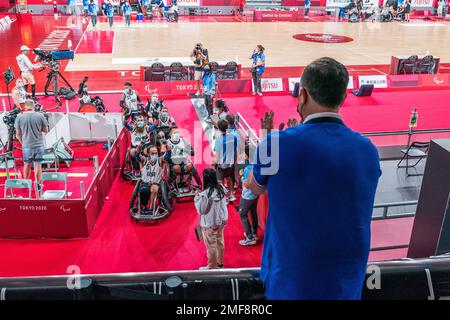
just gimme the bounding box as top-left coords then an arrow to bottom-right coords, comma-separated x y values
250,45 -> 265,96
14,99 -> 49,188
190,43 -> 209,96
11,79 -> 29,110
16,45 -> 41,100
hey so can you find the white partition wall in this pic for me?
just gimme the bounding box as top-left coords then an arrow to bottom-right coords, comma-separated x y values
69,113 -> 123,141
0,112 -> 123,149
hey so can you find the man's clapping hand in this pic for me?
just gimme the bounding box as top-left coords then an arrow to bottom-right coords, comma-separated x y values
260,110 -> 274,134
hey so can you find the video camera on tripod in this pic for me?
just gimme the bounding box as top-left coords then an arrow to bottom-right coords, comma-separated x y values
2,103 -> 49,152
33,48 -> 76,106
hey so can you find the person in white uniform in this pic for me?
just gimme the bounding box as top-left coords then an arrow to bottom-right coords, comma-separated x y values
16,45 -> 41,99
139,144 -> 169,209
120,82 -> 142,119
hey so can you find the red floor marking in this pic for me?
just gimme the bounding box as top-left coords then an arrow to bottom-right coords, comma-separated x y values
76,30 -> 114,54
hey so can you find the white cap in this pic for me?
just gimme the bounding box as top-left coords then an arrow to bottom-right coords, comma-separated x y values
20,45 -> 31,52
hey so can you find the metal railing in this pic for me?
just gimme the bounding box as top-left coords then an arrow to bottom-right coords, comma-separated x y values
372,200 -> 418,220
235,112 -> 261,147
362,128 -> 450,137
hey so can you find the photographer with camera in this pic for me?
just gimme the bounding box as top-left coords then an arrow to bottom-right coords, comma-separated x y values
14,99 -> 49,188
16,45 -> 41,100
190,43 -> 209,96
250,44 -> 265,96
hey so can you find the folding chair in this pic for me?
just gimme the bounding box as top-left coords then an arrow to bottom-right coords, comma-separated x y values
222,61 -> 238,79
397,141 -> 430,176
399,55 -> 418,74
4,179 -> 33,199
169,62 -> 187,81
150,62 -> 166,81
39,172 -> 68,200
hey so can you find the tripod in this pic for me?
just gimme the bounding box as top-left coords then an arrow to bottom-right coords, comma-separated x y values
43,62 -> 74,106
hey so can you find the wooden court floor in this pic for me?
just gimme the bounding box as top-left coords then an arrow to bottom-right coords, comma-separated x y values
66,20 -> 450,72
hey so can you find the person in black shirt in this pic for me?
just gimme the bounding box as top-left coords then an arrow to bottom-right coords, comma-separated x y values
404,0 -> 411,22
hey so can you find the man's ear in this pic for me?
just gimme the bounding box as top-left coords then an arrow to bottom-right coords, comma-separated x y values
297,88 -> 307,115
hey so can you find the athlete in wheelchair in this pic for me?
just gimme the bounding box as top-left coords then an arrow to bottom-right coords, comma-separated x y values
381,0 -> 405,22
344,0 -> 362,23
144,93 -> 165,120
129,144 -> 173,222
120,82 -> 144,120
121,113 -> 157,182
77,76 -> 108,113
166,128 -> 202,199
155,106 -> 177,144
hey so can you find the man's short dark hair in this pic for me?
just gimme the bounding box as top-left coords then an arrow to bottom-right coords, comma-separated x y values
300,57 -> 349,109
124,82 -> 132,87
217,120 -> 229,133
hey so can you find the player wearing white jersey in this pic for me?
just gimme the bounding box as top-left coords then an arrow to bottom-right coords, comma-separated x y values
138,145 -> 170,209
157,106 -> 176,140
167,129 -> 194,192
120,82 -> 142,118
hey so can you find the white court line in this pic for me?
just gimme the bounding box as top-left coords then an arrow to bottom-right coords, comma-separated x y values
65,22 -> 89,72
208,16 -> 218,23
371,68 -> 387,75
112,29 -> 116,55
233,16 -> 244,23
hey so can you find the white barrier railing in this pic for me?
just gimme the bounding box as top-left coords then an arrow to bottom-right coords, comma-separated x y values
0,112 -> 124,149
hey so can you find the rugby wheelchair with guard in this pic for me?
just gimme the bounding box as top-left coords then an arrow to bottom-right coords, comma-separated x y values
129,147 -> 174,224
380,5 -> 405,22
166,140 -> 202,201
120,117 -> 158,183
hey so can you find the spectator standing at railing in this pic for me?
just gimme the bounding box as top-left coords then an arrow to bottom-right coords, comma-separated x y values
213,119 -> 238,203
249,57 -> 381,300
238,144 -> 259,246
88,0 -> 99,27
123,1 -> 132,27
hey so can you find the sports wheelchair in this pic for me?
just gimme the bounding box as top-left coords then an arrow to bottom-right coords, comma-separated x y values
380,6 -> 405,22
168,162 -> 202,200
129,171 -> 174,224
78,96 -> 107,113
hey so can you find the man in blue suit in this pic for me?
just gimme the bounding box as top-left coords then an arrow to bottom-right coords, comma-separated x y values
249,57 -> 381,300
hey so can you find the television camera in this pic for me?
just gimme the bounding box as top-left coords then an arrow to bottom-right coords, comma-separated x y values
33,48 -> 76,106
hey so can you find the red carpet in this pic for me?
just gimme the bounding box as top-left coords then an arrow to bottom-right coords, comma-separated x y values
0,93 -> 435,277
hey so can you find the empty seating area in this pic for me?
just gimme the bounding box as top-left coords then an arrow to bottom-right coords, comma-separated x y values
143,61 -> 239,81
